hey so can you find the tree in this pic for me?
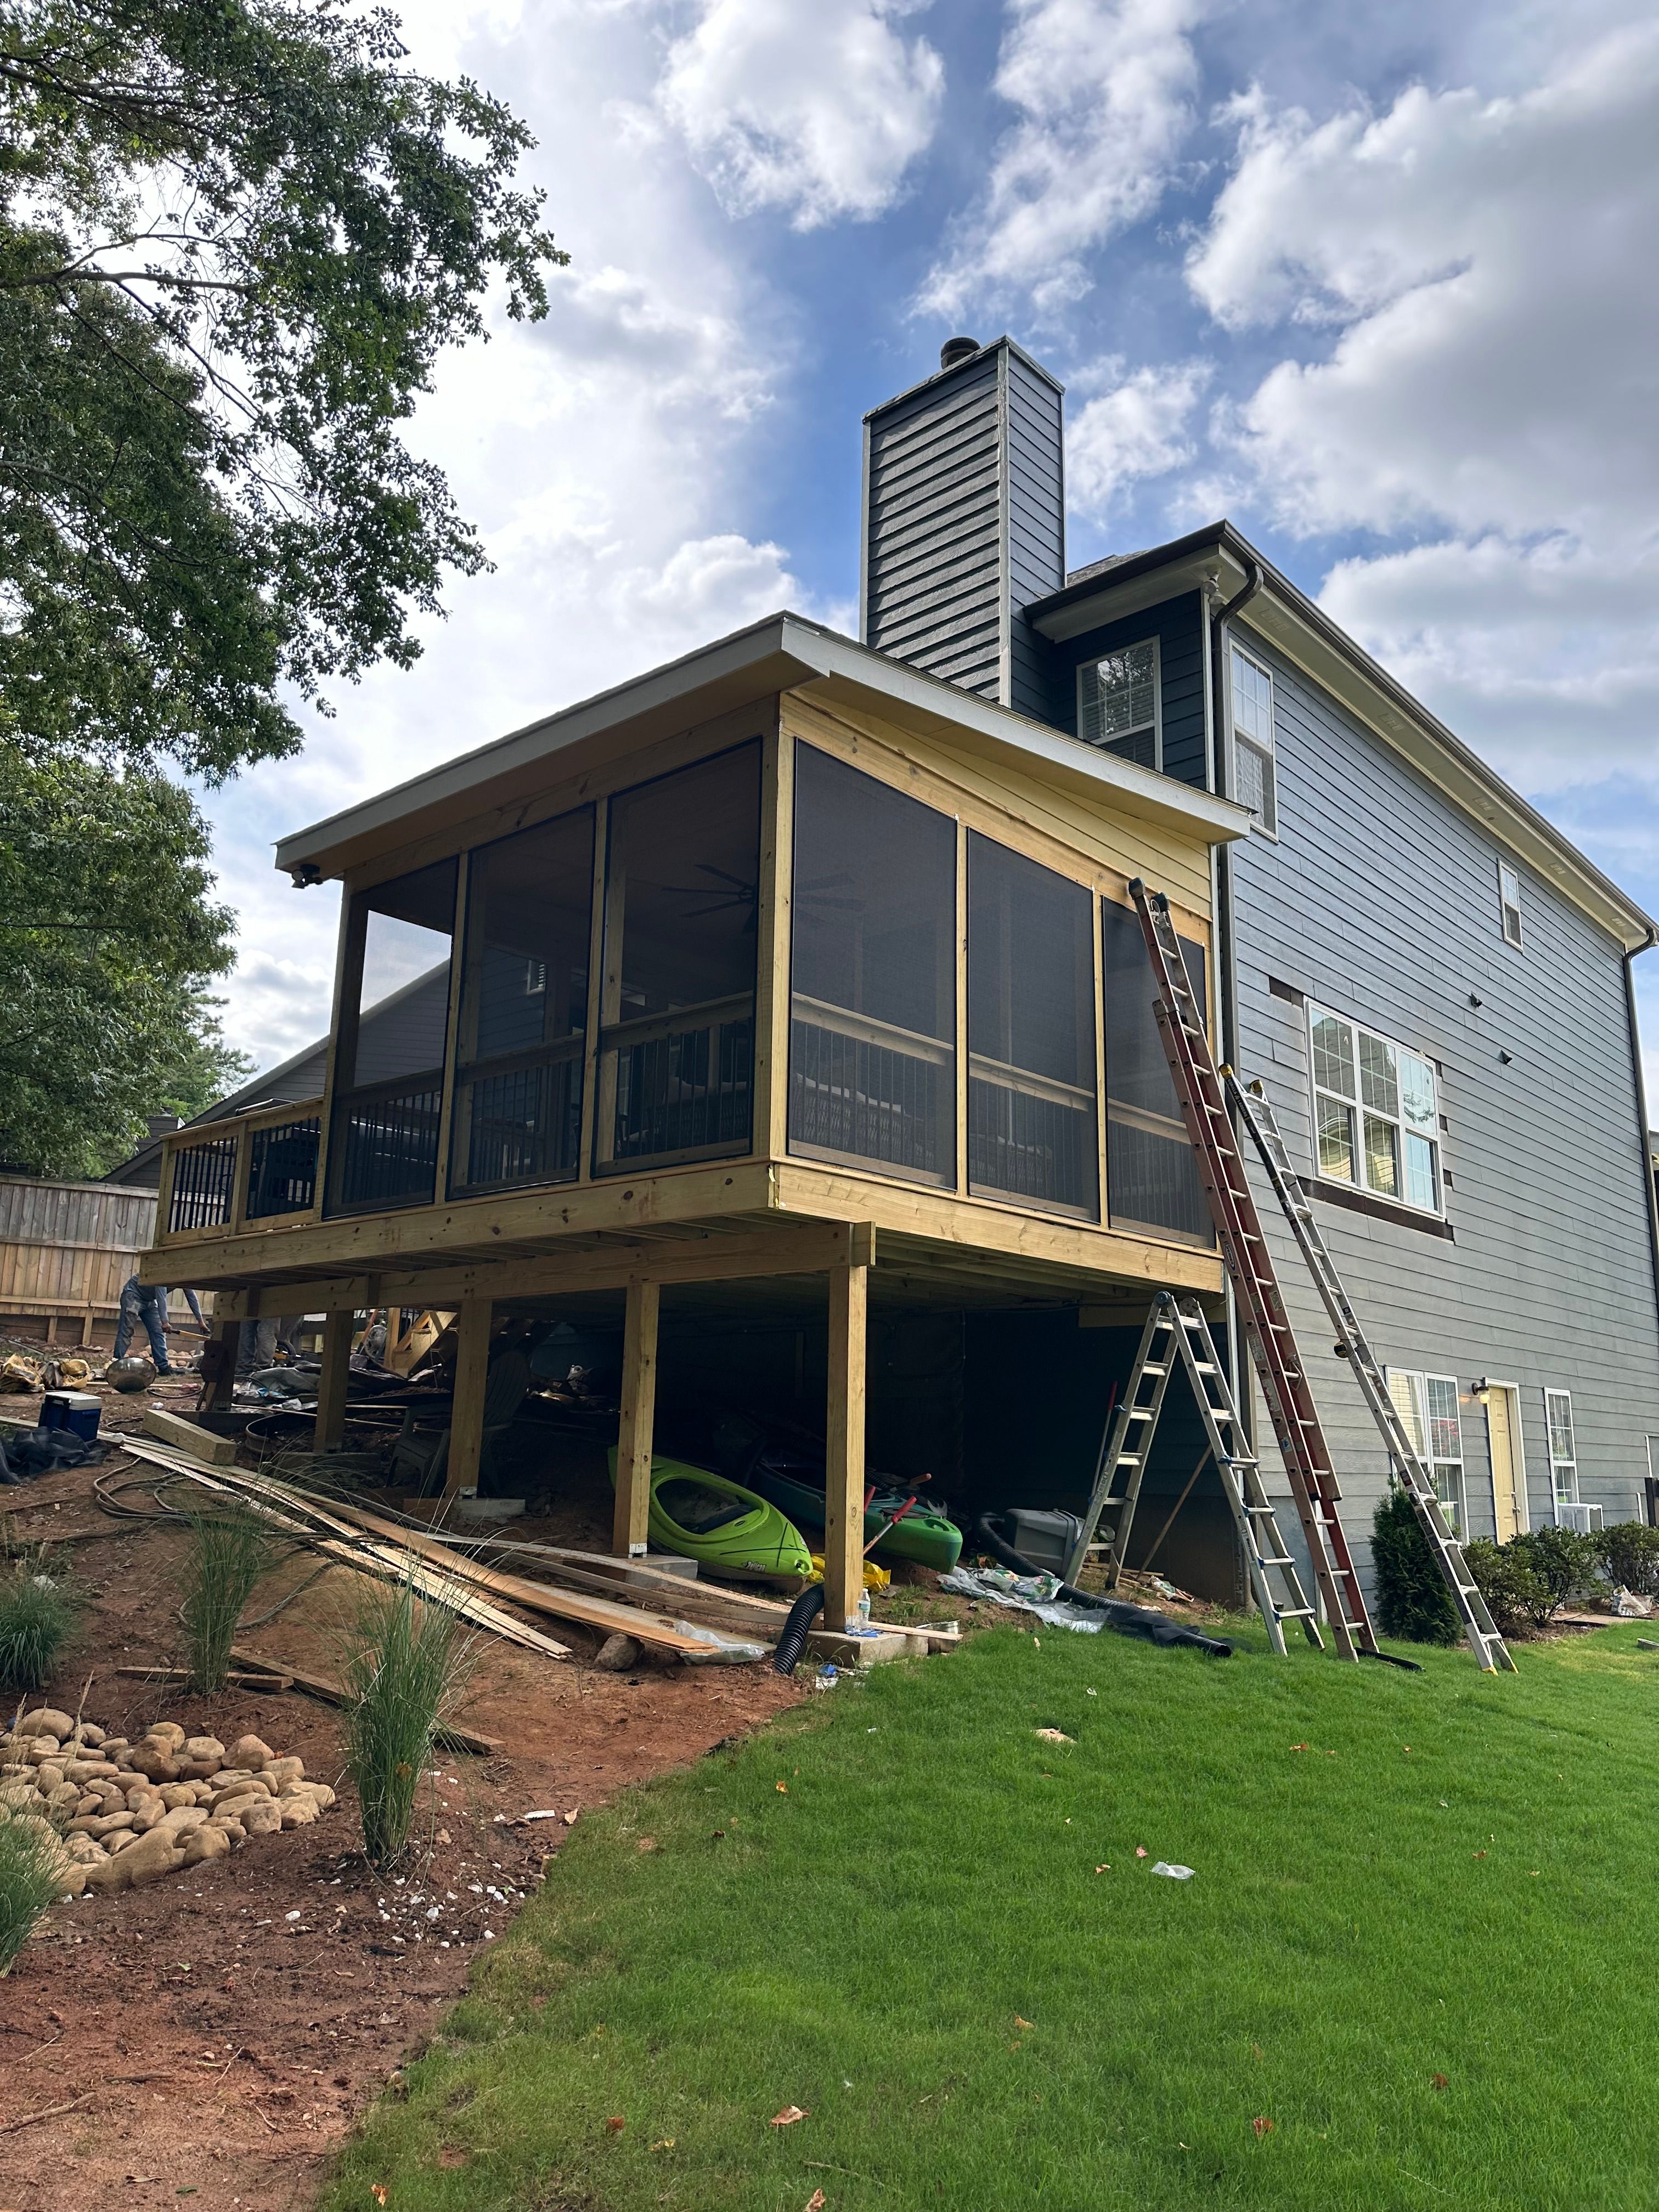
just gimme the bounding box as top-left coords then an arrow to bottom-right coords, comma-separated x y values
0,745 -> 253,1176
0,0 -> 562,781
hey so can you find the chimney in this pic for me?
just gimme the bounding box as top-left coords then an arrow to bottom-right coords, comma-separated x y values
860,336 -> 1064,721
147,1114 -> 181,1138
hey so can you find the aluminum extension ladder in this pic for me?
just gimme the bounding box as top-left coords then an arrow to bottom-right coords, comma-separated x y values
1228,1076 -> 1516,1673
1065,1289 -> 1324,1654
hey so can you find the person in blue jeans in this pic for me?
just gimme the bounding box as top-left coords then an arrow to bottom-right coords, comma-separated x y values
112,1277 -> 205,1374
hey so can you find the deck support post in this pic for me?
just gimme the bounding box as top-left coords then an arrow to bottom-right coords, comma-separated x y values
613,1278 -> 661,1556
824,1248 -> 870,1634
313,1310 -> 353,1451
444,1297 -> 494,1497
200,1317 -> 241,1413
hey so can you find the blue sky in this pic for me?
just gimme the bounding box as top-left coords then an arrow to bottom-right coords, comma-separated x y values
202,0 -> 1659,1094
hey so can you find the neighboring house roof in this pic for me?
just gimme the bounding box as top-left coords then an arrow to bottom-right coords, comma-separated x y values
1028,520 -> 1658,955
272,610 -> 1250,885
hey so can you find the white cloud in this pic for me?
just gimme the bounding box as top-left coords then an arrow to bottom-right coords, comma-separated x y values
658,0 -> 944,229
1066,357 -> 1210,518
921,0 -> 1211,320
1190,27 -> 1659,543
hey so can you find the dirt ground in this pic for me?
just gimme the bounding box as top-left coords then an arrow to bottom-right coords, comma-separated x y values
0,1363 -> 808,2212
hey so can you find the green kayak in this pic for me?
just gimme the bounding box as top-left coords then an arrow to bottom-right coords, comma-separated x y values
606,1449 -> 814,1583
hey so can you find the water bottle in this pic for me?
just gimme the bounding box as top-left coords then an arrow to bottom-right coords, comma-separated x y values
857,1585 -> 872,1629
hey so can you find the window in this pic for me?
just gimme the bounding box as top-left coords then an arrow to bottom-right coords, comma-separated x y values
1387,1369 -> 1466,1533
1230,645 -> 1277,834
1308,1006 -> 1441,1214
967,834 -> 1097,1216
789,746 -> 956,1185
597,743 -> 760,1170
1101,899 -> 1211,1243
450,806 -> 594,1195
327,857 -> 457,1213
1498,861 -> 1523,949
1545,1389 -> 1578,1509
1079,639 -> 1159,769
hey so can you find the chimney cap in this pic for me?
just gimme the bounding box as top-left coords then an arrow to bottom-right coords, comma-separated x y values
939,335 -> 981,371
146,1114 -> 181,1138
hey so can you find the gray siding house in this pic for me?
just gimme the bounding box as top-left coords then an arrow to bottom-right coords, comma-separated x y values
865,338 -> 1659,1576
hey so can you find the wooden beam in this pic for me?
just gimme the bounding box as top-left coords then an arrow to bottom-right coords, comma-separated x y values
613,1277 -> 661,1558
313,1310 -> 353,1449
199,1317 -> 240,1413
755,718 -> 793,1161
445,1296 -> 493,1496
823,1251 -> 868,1634
229,1647 -> 500,1753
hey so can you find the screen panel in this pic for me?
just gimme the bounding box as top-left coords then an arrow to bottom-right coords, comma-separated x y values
967,832 -> 1097,1215
1101,897 -> 1211,1243
788,744 -> 956,1185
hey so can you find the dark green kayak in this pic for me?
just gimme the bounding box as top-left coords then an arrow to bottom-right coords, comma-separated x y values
606,1448 -> 814,1583
737,1460 -> 962,1571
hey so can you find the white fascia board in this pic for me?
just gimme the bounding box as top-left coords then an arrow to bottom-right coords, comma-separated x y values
274,612 -> 1248,882
1033,546 -> 1245,641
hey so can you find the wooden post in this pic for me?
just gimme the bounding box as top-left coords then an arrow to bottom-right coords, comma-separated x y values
613,1278 -> 661,1556
444,1297 -> 493,1497
313,1309 -> 353,1451
824,1249 -> 869,1633
199,1317 -> 241,1413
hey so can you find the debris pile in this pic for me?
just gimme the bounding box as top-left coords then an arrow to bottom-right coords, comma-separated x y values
0,1706 -> 335,1899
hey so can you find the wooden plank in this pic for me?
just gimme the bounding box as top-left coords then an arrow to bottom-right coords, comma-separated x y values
116,1666 -> 293,1690
444,1296 -> 493,1496
613,1278 -> 659,1557
823,1253 -> 868,1633
442,1537 -> 792,1637
228,1646 -> 501,1753
313,1310 -> 353,1451
141,1406 -> 238,1464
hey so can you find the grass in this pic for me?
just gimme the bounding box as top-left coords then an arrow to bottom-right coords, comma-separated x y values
0,1562 -> 81,1689
340,1572 -> 473,1866
0,1808 -> 67,1975
179,1502 -> 272,1694
324,1620 -> 1659,2212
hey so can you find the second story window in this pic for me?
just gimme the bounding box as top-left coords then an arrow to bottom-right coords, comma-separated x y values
1078,639 -> 1159,768
1230,645 -> 1277,834
1499,861 -> 1523,949
1309,1005 -> 1441,1215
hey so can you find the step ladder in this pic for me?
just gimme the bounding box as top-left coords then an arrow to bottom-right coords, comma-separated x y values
1066,1289 -> 1324,1654
1116,881 -> 1381,1661
1228,1076 -> 1516,1673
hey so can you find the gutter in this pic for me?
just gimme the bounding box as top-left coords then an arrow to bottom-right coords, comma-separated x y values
1622,936 -> 1659,1339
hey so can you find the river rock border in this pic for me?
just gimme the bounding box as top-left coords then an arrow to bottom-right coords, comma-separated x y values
1,1706 -> 336,1898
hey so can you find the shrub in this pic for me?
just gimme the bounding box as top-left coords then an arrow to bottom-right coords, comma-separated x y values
341,1572 -> 472,1867
1511,1525 -> 1601,1620
1597,1520 -> 1659,1599
0,1567 -> 81,1689
1464,1538 -> 1553,1639
180,1504 -> 272,1694
1371,1486 -> 1460,1645
0,1808 -> 67,1976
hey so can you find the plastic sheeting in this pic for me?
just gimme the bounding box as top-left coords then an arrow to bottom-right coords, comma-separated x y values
940,1564 -> 1232,1657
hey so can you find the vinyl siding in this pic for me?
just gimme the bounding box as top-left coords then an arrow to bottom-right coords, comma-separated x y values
1005,352 -> 1065,724
1226,620 -> 1659,1572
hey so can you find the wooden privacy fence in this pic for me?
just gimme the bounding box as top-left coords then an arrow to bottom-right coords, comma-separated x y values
0,1174 -> 200,1345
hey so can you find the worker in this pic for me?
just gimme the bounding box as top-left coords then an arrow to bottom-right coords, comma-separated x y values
112,1277 -> 205,1374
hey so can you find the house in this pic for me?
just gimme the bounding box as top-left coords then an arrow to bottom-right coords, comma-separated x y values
140,336 -> 1659,1623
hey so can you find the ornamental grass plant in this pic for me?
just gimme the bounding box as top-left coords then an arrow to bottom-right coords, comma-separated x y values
340,1571 -> 472,1867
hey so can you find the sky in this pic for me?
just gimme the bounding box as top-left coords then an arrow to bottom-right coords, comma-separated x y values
201,0 -> 1659,1094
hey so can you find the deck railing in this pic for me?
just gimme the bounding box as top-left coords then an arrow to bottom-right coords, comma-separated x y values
159,1098 -> 325,1241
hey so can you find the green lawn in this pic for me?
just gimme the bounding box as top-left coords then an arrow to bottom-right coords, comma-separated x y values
328,1621 -> 1659,2212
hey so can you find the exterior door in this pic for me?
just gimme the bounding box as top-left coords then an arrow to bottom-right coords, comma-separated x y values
1487,1386 -> 1523,1542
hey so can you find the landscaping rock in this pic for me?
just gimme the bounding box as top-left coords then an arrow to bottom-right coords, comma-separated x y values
278,1796 -> 318,1827
182,1826 -> 231,1866
213,1818 -> 247,1843
230,1735 -> 274,1768
262,1755 -> 304,1787
15,1709 -> 74,1739
595,1633 -> 642,1671
145,1722 -> 187,1751
241,1798 -> 283,1837
183,1736 -> 225,1764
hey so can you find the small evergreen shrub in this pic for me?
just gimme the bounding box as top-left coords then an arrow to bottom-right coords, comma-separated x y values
1464,1539 -> 1552,1638
1511,1525 -> 1600,1620
1596,1520 -> 1659,1598
0,1567 -> 81,1689
1371,1487 -> 1460,1645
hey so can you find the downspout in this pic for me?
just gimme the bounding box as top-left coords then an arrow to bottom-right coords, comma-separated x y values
1207,556 -> 1265,1600
1623,934 -> 1659,1344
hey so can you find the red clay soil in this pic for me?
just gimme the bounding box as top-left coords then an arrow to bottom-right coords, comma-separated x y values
0,1370 -> 806,2212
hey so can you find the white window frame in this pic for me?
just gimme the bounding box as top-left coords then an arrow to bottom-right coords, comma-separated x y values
1307,1005 -> 1442,1216
1386,1368 -> 1468,1534
1077,636 -> 1160,769
1229,643 -> 1278,838
1498,860 -> 1523,950
1544,1388 -> 1578,1513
